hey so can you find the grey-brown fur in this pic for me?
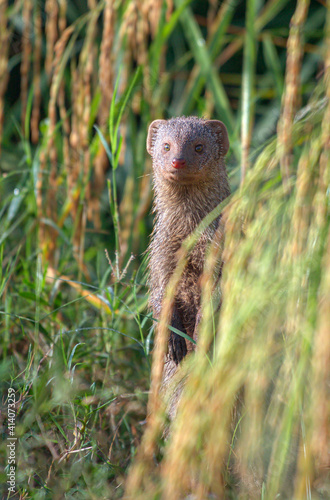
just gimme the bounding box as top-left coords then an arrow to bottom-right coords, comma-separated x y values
147,116 -> 230,415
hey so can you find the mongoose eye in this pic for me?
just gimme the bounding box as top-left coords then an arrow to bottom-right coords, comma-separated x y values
164,143 -> 170,152
195,144 -> 203,153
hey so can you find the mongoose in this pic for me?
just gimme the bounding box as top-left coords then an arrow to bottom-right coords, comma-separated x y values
147,116 -> 230,383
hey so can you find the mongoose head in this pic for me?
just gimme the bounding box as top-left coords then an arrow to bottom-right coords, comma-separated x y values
147,116 -> 229,185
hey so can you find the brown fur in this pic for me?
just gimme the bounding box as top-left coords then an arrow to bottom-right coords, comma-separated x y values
147,116 -> 230,416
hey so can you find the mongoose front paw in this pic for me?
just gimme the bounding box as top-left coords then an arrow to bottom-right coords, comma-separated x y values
169,332 -> 187,364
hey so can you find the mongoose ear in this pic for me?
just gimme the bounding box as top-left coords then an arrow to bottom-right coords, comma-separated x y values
204,120 -> 229,156
147,120 -> 167,155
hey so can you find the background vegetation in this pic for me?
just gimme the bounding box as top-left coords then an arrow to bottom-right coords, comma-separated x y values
0,0 -> 329,498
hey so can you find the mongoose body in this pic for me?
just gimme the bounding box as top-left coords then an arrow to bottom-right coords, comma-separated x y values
147,116 -> 230,372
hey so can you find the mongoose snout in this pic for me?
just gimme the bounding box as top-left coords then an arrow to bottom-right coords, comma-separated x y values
171,158 -> 186,169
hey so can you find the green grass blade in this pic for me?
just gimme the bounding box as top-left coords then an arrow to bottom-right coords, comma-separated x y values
262,33 -> 284,99
241,0 -> 262,183
174,0 -> 236,145
179,0 -> 239,117
113,66 -> 143,165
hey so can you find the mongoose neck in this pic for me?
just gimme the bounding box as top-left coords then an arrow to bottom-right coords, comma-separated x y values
153,170 -> 230,226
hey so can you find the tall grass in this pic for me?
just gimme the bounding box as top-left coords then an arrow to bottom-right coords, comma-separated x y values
0,0 -> 328,498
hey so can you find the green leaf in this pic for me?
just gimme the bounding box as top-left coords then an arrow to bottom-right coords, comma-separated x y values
262,33 -> 284,98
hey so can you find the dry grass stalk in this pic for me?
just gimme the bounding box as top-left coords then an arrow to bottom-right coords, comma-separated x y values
49,26 -> 74,172
58,0 -> 67,34
31,4 -> 42,144
309,230 -> 330,469
68,62 -> 80,198
121,0 -> 149,100
57,0 -> 70,170
92,0 -> 115,228
57,99 -> 71,176
0,0 -> 9,156
290,138 -> 318,257
119,0 -> 172,96
37,2 -> 68,259
120,1 -> 146,63
38,25 -> 74,261
98,0 -> 115,126
21,0 -> 33,130
64,58 -> 89,240
145,0 -> 161,39
45,0 -> 59,78
276,0 -> 311,187
68,72 -> 85,255
150,0 -> 173,35
71,0 -> 98,266
320,0 -> 330,165
56,63 -> 81,231
146,0 -> 172,92
309,4 -> 330,478
119,1 -> 137,69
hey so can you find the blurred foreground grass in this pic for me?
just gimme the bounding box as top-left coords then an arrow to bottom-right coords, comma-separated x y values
127,79 -> 329,500
0,0 -> 329,498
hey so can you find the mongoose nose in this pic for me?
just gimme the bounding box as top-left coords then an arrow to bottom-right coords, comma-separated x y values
172,158 -> 186,169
